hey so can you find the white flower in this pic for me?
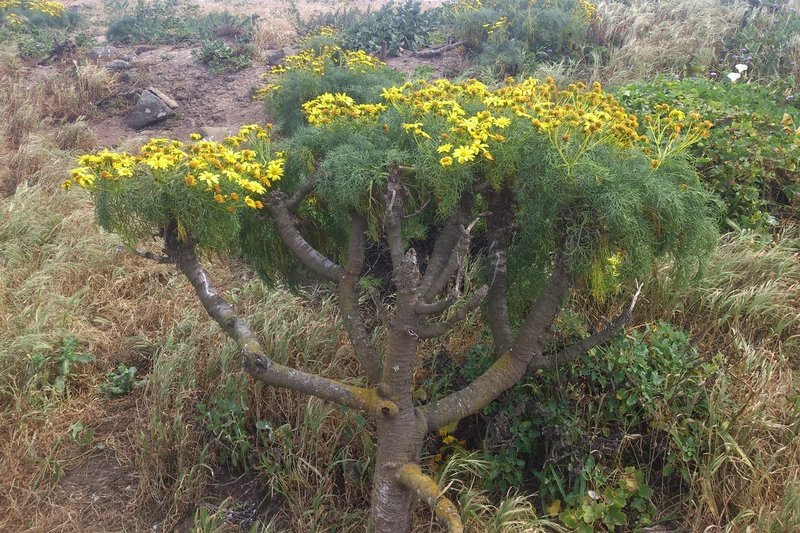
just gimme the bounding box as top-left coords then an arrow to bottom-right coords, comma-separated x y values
735,63 -> 748,73
727,72 -> 741,82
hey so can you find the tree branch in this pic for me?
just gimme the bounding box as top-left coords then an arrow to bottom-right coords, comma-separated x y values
267,191 -> 343,282
485,188 -> 514,354
413,40 -> 467,59
528,282 -> 642,371
385,165 -> 407,277
419,204 -> 467,301
415,294 -> 456,315
338,212 -> 383,383
286,179 -> 316,212
165,230 -> 397,419
397,463 -> 463,533
418,286 -> 488,339
134,248 -> 171,263
421,257 -> 572,431
423,226 -> 471,303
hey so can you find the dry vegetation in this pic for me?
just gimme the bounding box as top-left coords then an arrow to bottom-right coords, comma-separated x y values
0,0 -> 799,531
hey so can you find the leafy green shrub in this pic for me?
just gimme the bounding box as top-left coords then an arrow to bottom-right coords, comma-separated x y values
290,0 -> 441,57
193,38 -> 253,74
447,322 -> 710,525
617,78 -> 800,228
105,0 -> 258,46
449,0 -> 596,74
257,43 -> 404,134
0,0 -> 87,61
28,336 -> 94,398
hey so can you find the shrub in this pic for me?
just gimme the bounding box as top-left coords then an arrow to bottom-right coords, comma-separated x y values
449,0 -> 596,74
450,322 -> 709,526
290,0 -> 441,57
105,0 -> 258,47
193,38 -> 254,74
716,2 -> 800,88
66,70 -> 719,530
256,42 -> 404,134
616,78 -> 800,228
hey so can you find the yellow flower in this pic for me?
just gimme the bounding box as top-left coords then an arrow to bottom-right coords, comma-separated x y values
266,160 -> 284,180
437,143 -> 453,153
184,174 -> 197,186
453,145 -> 477,164
440,156 -> 453,166
190,133 -> 202,141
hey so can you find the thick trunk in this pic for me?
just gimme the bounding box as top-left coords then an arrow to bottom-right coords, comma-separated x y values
370,408 -> 427,532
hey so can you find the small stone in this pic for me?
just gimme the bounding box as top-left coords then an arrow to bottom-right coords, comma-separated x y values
104,59 -> 131,71
198,126 -> 236,140
88,46 -> 119,60
266,47 -> 297,66
130,90 -> 176,130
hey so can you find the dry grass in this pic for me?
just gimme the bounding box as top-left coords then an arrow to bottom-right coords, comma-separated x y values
641,227 -> 800,530
595,0 -> 749,85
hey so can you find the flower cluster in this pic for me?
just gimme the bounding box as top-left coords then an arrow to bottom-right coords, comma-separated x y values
482,16 -> 507,35
380,77 -> 645,172
642,104 -> 713,168
65,124 -> 283,211
302,93 -> 387,126
254,45 -> 385,101
0,0 -> 64,17
268,45 -> 383,76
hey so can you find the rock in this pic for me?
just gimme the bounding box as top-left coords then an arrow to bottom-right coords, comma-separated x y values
89,46 -> 119,60
130,90 -> 176,129
104,59 -> 131,71
146,86 -> 178,110
198,126 -> 236,140
266,47 -> 297,66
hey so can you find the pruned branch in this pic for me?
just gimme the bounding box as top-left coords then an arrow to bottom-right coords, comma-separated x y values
338,213 -> 383,383
413,40 -> 467,59
415,294 -> 456,315
286,179 -> 316,212
421,257 -> 572,431
397,463 -> 463,533
267,191 -> 343,282
418,285 -> 488,339
528,282 -> 643,371
424,226 -> 471,302
165,229 -> 397,419
134,248 -> 171,263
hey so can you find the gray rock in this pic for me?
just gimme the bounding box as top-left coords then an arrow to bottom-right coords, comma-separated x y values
104,59 -> 131,71
130,90 -> 175,129
198,126 -> 236,140
266,47 -> 297,66
89,46 -> 119,60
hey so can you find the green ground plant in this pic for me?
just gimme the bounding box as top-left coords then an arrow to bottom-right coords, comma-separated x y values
99,364 -> 146,396
617,78 -> 800,228
289,0 -> 441,56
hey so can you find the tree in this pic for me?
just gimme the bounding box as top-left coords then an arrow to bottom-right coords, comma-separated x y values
65,73 -> 718,531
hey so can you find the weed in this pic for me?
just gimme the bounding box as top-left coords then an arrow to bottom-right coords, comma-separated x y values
99,364 -> 146,396
194,38 -> 254,74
